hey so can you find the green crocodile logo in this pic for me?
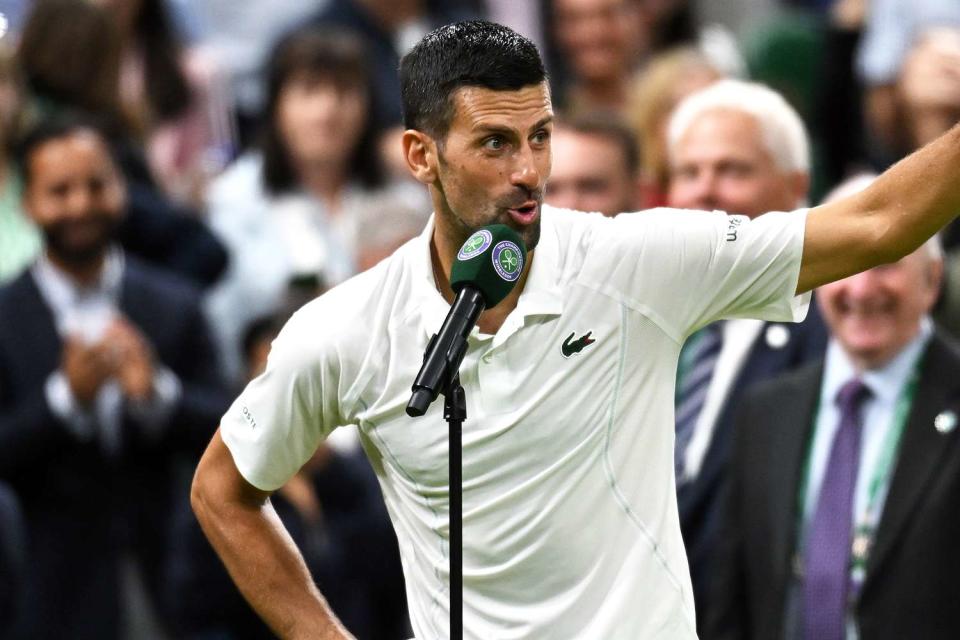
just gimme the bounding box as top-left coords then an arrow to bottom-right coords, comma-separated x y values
561,331 -> 596,358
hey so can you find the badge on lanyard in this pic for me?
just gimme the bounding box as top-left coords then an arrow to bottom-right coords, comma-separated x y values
850,523 -> 872,590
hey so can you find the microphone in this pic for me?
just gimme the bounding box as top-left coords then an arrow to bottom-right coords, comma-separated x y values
406,224 -> 528,417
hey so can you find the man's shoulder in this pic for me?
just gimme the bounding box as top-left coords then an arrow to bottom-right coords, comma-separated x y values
0,269 -> 37,308
919,330 -> 960,382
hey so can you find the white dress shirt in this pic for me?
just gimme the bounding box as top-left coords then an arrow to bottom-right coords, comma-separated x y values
33,248 -> 181,454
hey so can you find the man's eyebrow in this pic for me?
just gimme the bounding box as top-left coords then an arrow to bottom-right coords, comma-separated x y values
530,116 -> 554,132
472,116 -> 555,136
473,123 -> 508,134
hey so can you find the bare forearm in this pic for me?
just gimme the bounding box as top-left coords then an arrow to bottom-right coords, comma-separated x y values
191,430 -> 354,640
192,489 -> 352,639
866,121 -> 960,259
800,123 -> 960,292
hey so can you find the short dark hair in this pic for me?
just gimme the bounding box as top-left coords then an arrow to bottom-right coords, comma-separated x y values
560,112 -> 640,175
400,21 -> 547,139
261,26 -> 383,195
15,115 -> 116,188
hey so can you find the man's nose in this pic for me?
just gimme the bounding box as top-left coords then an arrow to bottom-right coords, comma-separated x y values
65,187 -> 93,218
511,146 -> 541,192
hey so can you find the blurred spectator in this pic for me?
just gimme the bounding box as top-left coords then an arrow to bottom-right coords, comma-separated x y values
205,25 -> 429,384
545,112 -> 642,216
167,0 -> 325,149
666,79 -> 828,631
486,0 -> 545,50
856,0 -> 960,161
707,176 -> 957,640
639,0 -> 745,74
626,46 -> 721,207
0,44 -> 40,284
547,0 -> 647,115
310,0 -> 479,175
168,312 -> 409,640
94,0 -> 237,207
0,481 -> 26,638
896,28 -> 960,151
0,117 -> 228,639
17,0 -> 127,128
17,0 -> 229,289
354,192 -> 433,272
641,0 -> 697,51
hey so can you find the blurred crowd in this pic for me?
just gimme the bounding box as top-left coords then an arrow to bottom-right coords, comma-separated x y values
0,0 -> 958,638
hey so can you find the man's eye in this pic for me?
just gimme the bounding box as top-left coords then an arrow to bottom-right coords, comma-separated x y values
483,137 -> 505,151
532,130 -> 550,145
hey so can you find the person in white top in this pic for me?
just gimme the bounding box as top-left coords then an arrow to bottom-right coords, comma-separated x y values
191,21 -> 960,640
204,26 -> 429,383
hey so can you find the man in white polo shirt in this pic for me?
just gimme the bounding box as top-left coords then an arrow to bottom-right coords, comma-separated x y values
190,21 -> 960,640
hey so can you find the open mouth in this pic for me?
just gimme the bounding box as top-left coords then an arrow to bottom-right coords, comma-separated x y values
507,202 -> 539,225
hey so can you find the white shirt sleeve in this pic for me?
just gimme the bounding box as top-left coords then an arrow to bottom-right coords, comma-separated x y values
578,208 -> 810,343
220,306 -> 348,491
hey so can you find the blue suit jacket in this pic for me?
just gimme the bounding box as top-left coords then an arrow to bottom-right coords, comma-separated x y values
679,303 -> 828,630
0,256 -> 230,640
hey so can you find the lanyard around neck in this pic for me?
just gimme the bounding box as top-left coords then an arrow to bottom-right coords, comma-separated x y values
793,366 -> 920,579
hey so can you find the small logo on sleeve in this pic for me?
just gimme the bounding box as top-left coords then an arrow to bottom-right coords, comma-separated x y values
241,405 -> 259,430
726,215 -> 746,242
561,331 -> 596,358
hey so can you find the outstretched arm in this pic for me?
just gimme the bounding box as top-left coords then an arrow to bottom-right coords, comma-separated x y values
191,429 -> 355,640
797,123 -> 960,294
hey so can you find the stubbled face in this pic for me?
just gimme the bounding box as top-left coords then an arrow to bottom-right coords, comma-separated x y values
277,73 -> 367,169
554,0 -> 640,82
24,131 -> 126,267
431,83 -> 553,251
817,248 -> 942,370
668,109 -> 805,218
546,127 -> 635,216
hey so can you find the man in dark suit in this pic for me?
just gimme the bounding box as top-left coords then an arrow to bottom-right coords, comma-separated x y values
707,217 -> 958,639
0,117 -> 229,639
665,80 -> 829,627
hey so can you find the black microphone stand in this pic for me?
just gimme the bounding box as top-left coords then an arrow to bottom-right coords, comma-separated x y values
443,374 -> 465,640
408,320 -> 476,640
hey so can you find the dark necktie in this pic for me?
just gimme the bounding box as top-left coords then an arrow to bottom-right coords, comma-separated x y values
674,322 -> 724,482
802,378 -> 872,640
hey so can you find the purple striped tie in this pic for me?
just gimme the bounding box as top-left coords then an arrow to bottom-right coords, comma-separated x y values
675,323 -> 724,481
802,378 -> 872,640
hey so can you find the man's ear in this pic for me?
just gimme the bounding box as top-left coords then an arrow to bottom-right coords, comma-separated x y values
402,129 -> 439,185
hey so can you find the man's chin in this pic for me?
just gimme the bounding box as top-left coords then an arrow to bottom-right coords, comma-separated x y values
47,241 -> 110,269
